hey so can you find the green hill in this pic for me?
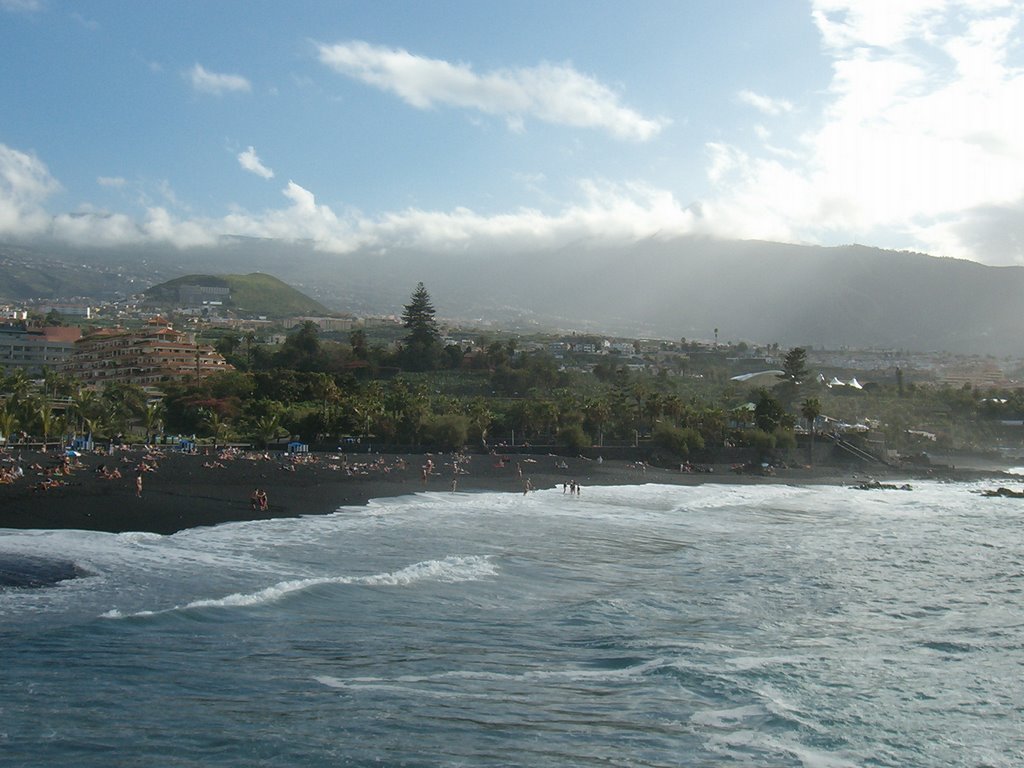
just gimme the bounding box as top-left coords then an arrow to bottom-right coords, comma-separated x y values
144,273 -> 329,318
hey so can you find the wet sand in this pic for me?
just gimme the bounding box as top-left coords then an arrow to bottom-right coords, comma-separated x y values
0,446 -> 1008,535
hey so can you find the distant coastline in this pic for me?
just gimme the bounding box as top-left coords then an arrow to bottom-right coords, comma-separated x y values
0,446 -> 1014,536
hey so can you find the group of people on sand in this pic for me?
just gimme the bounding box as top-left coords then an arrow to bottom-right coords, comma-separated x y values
0,462 -> 24,484
249,488 -> 268,511
562,480 -> 582,495
21,454 -> 86,491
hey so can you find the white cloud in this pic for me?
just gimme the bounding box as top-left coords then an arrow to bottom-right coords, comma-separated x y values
366,180 -> 695,251
0,0 -> 43,12
237,146 -> 274,179
49,207 -> 219,249
695,1 -> 1024,264
97,176 -> 126,187
0,140 -> 700,253
737,90 -> 793,115
0,144 -> 60,236
0,141 -> 218,248
9,1 -> 1024,267
316,40 -> 667,141
188,63 -> 251,95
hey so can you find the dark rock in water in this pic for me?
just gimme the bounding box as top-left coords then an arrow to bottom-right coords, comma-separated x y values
0,554 -> 88,588
981,487 -> 1024,498
851,480 -> 913,491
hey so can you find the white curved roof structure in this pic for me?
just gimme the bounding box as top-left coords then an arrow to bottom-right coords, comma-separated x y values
730,370 -> 784,385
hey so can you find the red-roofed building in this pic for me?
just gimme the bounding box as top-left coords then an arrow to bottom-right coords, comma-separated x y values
64,323 -> 232,388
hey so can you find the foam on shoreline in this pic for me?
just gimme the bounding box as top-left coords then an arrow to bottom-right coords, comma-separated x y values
0,447 -> 1011,535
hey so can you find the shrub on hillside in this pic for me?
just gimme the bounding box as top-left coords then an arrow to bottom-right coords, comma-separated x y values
773,428 -> 796,452
652,423 -> 705,457
739,429 -> 776,457
423,414 -> 469,451
556,424 -> 591,453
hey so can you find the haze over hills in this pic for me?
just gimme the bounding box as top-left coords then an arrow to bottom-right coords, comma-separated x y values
2,237 -> 1022,355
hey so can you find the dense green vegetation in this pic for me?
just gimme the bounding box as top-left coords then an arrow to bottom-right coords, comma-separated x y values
3,341 -> 1023,463
2,285 -> 1023,464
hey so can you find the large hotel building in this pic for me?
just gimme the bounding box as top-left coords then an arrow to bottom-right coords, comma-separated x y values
63,321 -> 231,388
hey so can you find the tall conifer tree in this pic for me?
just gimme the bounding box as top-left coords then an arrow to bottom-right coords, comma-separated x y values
401,282 -> 440,370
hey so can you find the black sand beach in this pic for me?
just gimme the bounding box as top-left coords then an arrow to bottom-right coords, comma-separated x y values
0,446 -> 1010,535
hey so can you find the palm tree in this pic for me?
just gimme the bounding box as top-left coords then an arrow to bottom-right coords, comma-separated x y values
697,406 -> 729,447
41,367 -> 59,399
252,414 -> 286,448
801,397 -> 823,465
142,402 -> 165,444
351,382 -> 384,441
4,369 -> 32,406
661,393 -> 685,427
52,413 -> 69,448
643,392 -> 668,430
0,401 -> 19,445
311,373 -> 341,422
201,409 -> 229,448
70,387 -> 101,436
33,401 -> 56,451
552,389 -> 584,430
526,397 -> 558,442
466,397 -> 494,448
102,382 -> 146,437
583,396 -> 613,448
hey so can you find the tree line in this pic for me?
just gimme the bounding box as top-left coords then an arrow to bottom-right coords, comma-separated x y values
2,285 -> 1023,460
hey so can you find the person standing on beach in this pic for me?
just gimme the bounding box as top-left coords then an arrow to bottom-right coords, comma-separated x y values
135,472 -> 143,498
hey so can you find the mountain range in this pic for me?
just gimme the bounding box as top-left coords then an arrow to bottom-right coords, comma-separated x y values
1,237 -> 1021,355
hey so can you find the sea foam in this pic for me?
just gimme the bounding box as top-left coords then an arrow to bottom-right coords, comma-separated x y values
104,555 -> 497,617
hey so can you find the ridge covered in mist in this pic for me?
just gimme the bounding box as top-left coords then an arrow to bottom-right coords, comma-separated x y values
2,236 -> 1021,355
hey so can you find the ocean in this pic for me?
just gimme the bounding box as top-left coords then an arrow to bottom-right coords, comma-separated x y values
2,480 -> 1022,767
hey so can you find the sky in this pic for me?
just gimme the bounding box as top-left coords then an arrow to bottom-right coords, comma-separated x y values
2,0 -> 1024,265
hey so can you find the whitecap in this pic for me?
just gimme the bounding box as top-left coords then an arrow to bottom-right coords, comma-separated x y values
104,555 -> 497,617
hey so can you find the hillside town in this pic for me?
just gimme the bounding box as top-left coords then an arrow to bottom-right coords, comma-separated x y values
0,276 -> 1022,477
1,285 -> 1022,393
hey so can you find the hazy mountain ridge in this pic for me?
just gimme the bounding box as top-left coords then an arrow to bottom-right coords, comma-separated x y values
2,237 -> 1022,354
